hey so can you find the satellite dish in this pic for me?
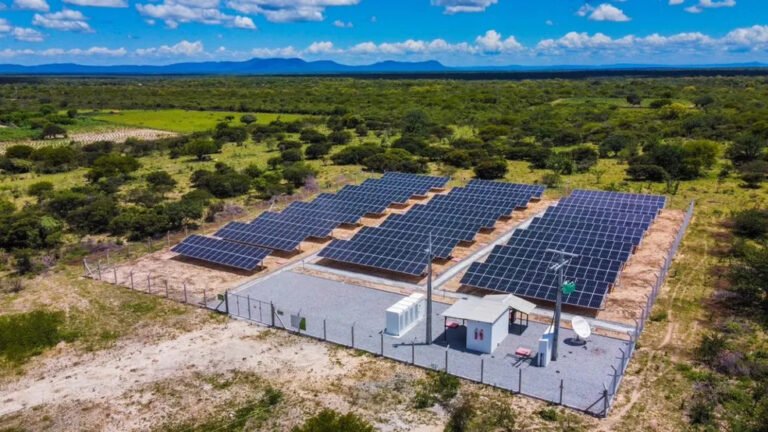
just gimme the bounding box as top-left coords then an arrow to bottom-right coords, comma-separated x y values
571,316 -> 591,341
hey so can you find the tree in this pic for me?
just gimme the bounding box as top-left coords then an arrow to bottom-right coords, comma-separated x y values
39,124 -> 66,139
280,148 -> 303,162
541,173 -> 561,187
473,158 -> 508,180
694,95 -> 715,109
362,149 -> 427,173
569,145 -> 599,172
86,153 -> 140,183
546,153 -> 574,175
401,110 -> 430,136
27,181 -> 54,200
305,143 -> 331,160
731,209 -> 768,239
145,170 -> 177,195
328,130 -> 352,145
184,139 -> 219,161
600,134 -> 633,157
292,409 -> 374,432
626,94 -> 642,107
443,149 -> 472,169
300,128 -> 327,144
332,144 -> 384,165
5,145 -> 35,160
727,134 -> 766,166
282,162 -> 318,187
739,161 -> 768,189
240,114 -> 256,125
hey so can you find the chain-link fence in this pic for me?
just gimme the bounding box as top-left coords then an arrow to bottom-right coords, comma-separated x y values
602,200 -> 695,413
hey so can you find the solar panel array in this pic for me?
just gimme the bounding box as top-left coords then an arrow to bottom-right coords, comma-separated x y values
172,172 -> 449,270
319,180 -> 544,276
171,235 -> 272,271
461,189 -> 665,310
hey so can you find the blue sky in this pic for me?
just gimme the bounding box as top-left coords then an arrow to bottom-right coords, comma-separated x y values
0,0 -> 766,65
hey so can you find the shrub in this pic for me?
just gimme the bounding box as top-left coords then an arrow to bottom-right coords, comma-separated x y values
292,409 -> 374,432
697,333 -> 728,365
541,173 -> 561,188
0,310 -> 66,363
732,209 -> 768,238
282,162 -> 318,187
473,158 -> 508,180
305,142 -> 331,160
332,144 -> 385,165
412,371 -> 460,409
27,181 -> 54,199
362,149 -> 426,173
4,144 -> 35,159
626,164 -> 669,182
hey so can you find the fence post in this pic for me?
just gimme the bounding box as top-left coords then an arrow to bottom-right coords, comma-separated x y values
603,388 -> 609,417
518,369 -> 522,394
183,282 -> 188,303
147,273 -> 151,294
97,261 -> 102,280
203,289 -> 207,307
411,343 -> 415,365
323,319 -> 326,340
164,280 -> 169,298
480,359 -> 484,384
113,268 -> 118,285
224,290 -> 229,315
247,296 -> 252,320
380,331 -> 384,356
270,302 -> 275,327
559,379 -> 564,405
351,325 -> 355,348
445,349 -> 448,372
259,301 -> 263,322
129,271 -> 134,290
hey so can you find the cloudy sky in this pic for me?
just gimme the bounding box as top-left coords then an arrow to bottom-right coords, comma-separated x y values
0,0 -> 765,66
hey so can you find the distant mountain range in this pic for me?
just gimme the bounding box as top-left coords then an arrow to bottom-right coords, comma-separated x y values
0,58 -> 767,75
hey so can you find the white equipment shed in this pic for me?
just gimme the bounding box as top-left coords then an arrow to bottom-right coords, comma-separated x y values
441,294 -> 536,354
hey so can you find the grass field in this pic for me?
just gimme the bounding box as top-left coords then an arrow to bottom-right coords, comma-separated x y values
551,97 -> 693,108
90,109 -> 306,133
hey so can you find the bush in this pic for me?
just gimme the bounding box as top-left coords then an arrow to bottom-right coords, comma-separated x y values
27,181 -> 54,199
4,144 -> 35,159
184,139 -> 219,161
305,142 -> 331,160
0,310 -> 66,363
443,149 -> 473,168
332,144 -> 385,165
280,148 -> 304,163
473,158 -> 508,180
732,209 -> 768,238
292,409 -> 374,432
362,149 -> 426,173
282,162 -> 318,187
626,164 -> 669,182
697,333 -> 728,365
412,371 -> 460,409
541,173 -> 561,188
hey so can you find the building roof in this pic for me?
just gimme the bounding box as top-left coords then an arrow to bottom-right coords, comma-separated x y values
441,293 -> 536,324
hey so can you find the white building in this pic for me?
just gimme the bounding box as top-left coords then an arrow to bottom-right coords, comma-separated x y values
441,294 -> 535,354
385,293 -> 426,337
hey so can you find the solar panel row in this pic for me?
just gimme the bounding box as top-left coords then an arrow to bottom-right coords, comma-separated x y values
172,172 -> 450,270
171,235 -> 271,271
319,180 -> 543,276
460,189 -> 666,309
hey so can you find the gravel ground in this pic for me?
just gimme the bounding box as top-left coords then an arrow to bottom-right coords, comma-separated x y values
225,271 -> 628,415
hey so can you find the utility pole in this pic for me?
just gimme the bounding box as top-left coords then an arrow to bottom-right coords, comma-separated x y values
546,248 -> 578,361
426,232 -> 433,345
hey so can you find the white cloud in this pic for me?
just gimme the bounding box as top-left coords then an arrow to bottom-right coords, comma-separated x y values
136,0 -> 256,29
669,0 -> 684,4
63,0 -> 127,7
431,0 -> 497,14
545,19 -> 554,26
135,40 -> 204,56
333,19 -> 352,28
587,4 -> 630,22
0,18 -> 11,32
33,10 -> 93,32
13,0 -> 48,11
250,45 -> 299,57
233,15 -> 256,29
474,30 -> 523,53
685,0 -> 736,13
12,27 -> 44,42
225,0 -> 358,23
306,41 -> 335,54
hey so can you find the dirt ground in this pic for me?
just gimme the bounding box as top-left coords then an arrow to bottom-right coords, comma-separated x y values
594,209 -> 685,325
67,128 -> 178,144
0,319 -> 594,431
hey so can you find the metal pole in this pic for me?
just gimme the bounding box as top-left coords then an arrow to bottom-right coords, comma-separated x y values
445,350 -> 448,372
323,319 -> 326,340
270,302 -> 275,327
559,379 -> 564,405
147,273 -> 151,294
351,325 -> 355,348
247,296 -> 252,320
164,280 -> 169,298
518,369 -> 522,393
380,331 -> 384,356
183,282 -> 187,303
411,343 -> 415,364
130,271 -> 134,290
553,266 -> 563,360
113,268 -> 118,284
480,359 -> 484,383
225,291 -> 229,314
426,233 -> 433,345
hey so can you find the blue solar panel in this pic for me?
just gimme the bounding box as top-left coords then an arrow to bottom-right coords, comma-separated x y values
216,221 -> 307,252
319,239 -> 430,276
171,235 -> 271,271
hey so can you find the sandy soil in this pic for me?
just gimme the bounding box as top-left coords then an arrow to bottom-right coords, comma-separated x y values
0,319 -> 583,431
65,128 -> 177,144
595,209 -> 685,325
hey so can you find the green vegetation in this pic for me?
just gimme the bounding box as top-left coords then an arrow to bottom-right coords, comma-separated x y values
292,409 -> 374,432
92,109 -> 304,133
413,370 -> 461,408
0,310 -> 67,363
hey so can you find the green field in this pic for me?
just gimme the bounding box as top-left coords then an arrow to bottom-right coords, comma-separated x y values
91,109 -> 306,133
551,97 -> 693,108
